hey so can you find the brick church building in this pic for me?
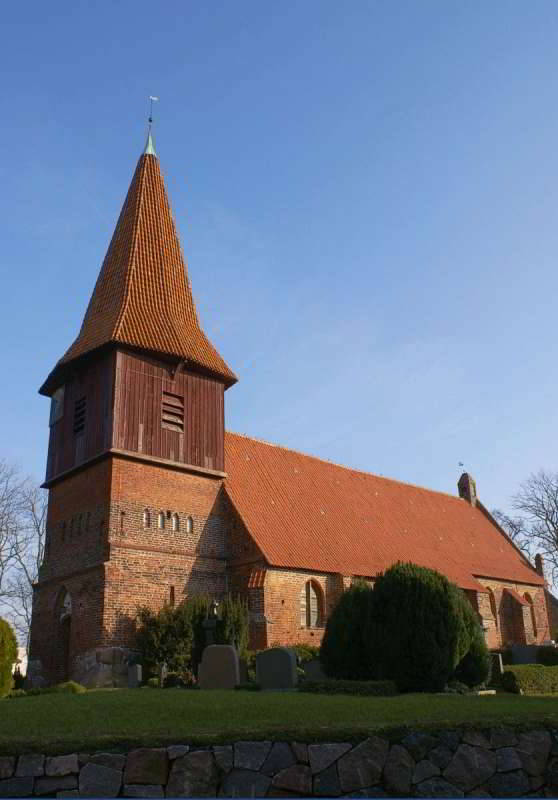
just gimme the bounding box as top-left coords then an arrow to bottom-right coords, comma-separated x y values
29,133 -> 550,687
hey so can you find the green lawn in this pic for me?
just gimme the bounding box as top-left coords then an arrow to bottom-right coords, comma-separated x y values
2,690 -> 558,754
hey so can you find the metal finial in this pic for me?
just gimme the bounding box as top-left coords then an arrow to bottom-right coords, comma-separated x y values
144,96 -> 159,156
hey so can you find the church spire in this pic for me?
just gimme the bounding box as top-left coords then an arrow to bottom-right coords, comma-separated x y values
144,95 -> 157,156
40,131 -> 237,395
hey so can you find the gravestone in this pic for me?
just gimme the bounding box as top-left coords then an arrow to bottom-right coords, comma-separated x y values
158,663 -> 168,687
198,645 -> 239,689
490,653 -> 503,680
128,664 -> 142,688
303,658 -> 326,681
256,647 -> 297,690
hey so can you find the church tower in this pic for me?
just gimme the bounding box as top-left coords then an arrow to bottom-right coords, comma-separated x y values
29,132 -> 237,687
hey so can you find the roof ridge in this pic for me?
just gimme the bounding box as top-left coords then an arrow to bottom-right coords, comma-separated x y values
113,155 -> 146,342
225,430 -> 464,503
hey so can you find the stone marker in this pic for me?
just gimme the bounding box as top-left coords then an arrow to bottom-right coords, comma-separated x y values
127,664 -> 142,688
491,652 -> 504,679
256,647 -> 297,690
198,645 -> 239,690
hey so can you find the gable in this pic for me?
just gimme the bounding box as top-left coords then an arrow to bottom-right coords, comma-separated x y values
224,432 -> 543,591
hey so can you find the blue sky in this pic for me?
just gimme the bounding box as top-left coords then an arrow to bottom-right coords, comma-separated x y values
2,1 -> 557,513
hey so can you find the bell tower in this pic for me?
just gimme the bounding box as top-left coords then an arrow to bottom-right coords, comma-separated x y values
29,130 -> 237,687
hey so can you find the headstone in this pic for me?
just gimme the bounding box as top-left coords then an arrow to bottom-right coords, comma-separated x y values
256,647 -> 297,690
198,645 -> 239,689
490,653 -> 504,679
158,663 -> 168,687
128,664 -> 142,688
303,658 -> 326,681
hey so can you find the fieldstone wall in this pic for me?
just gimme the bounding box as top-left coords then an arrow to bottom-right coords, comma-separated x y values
1,728 -> 557,797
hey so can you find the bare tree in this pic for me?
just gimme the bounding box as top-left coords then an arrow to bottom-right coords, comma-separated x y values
512,470 -> 558,585
3,483 -> 47,650
0,462 -> 46,652
0,461 -> 25,600
491,508 -> 533,560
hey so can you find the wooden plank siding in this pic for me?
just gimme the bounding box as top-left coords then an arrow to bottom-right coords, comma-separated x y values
112,350 -> 225,472
45,351 -> 115,482
45,348 -> 226,484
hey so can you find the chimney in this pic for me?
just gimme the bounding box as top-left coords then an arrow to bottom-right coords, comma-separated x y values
535,553 -> 544,577
458,472 -> 477,506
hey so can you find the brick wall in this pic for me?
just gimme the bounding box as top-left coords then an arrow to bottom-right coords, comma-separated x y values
475,579 -> 549,649
102,456 -> 230,647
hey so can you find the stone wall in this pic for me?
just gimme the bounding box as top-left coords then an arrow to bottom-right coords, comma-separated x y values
1,727 -> 557,797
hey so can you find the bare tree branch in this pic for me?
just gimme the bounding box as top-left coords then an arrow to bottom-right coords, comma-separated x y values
510,469 -> 558,587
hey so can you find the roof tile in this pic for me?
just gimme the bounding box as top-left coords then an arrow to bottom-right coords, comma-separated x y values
224,432 -> 543,590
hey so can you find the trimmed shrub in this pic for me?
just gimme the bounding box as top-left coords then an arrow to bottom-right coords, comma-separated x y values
12,666 -> 25,691
135,604 -> 192,678
216,594 -> 250,659
502,664 -> 558,694
300,679 -> 398,696
537,646 -> 558,666
146,677 -> 160,689
453,594 -> 491,688
371,563 -> 471,692
56,681 -> 87,694
7,689 -> 27,699
320,582 -> 376,680
0,618 -> 17,699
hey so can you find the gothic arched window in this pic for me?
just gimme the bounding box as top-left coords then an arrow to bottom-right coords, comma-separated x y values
158,511 -> 165,530
300,580 -> 323,628
143,509 -> 151,528
524,593 -> 538,637
186,516 -> 193,534
172,513 -> 179,532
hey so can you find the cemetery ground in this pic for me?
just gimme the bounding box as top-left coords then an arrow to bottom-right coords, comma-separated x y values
3,689 -> 558,755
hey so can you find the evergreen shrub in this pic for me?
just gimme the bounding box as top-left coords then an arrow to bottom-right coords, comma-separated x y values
0,618 -> 17,699
320,582 -> 376,680
453,592 -> 491,688
371,562 -> 471,692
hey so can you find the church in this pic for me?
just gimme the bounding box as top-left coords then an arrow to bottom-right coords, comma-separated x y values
29,132 -> 550,687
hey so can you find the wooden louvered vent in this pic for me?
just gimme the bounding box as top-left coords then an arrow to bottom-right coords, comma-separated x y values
73,397 -> 86,435
162,391 -> 184,433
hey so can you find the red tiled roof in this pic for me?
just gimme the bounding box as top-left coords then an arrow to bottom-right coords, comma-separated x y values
224,432 -> 544,591
40,152 -> 236,394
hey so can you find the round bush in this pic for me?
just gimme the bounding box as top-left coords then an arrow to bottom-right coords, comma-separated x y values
0,618 -> 17,699
372,562 -> 469,692
320,582 -> 376,680
453,594 -> 490,687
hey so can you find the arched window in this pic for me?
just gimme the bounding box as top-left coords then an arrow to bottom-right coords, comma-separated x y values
524,593 -> 538,637
300,580 -> 323,628
172,513 -> 180,532
143,509 -> 151,528
158,511 -> 165,530
186,516 -> 193,534
486,587 -> 499,629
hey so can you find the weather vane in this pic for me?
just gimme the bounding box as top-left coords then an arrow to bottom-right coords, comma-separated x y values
148,96 -> 159,126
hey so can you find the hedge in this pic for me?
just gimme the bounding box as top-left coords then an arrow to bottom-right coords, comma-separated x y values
299,679 -> 398,696
502,665 -> 558,694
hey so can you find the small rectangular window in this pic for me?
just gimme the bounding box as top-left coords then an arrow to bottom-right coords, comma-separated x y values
162,391 -> 184,433
49,386 -> 65,426
73,396 -> 86,435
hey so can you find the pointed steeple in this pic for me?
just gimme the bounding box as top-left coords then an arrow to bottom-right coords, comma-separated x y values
144,129 -> 156,156
40,141 -> 236,394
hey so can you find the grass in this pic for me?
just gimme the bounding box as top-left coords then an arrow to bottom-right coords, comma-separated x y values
3,689 -> 558,755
